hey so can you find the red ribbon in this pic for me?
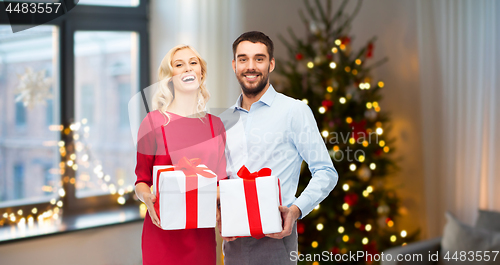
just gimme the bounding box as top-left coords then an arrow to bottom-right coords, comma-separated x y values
237,166 -> 273,239
155,157 -> 216,229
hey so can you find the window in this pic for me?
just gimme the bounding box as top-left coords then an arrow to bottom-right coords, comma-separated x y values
74,31 -> 138,199
77,0 -> 140,7
13,164 -> 25,200
0,0 -> 149,239
15,101 -> 26,126
0,25 -> 61,208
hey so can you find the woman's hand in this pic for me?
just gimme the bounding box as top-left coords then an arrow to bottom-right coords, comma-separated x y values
143,192 -> 161,229
135,183 -> 161,229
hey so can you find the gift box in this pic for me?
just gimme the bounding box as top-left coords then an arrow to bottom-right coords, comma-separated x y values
152,157 -> 217,230
219,166 -> 283,239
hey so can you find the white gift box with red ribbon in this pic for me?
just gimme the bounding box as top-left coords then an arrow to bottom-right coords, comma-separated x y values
152,157 -> 217,230
219,166 -> 283,238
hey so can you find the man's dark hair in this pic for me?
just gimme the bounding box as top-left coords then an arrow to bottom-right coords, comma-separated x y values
232,31 -> 274,59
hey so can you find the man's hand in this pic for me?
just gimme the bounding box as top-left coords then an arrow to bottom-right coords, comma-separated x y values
216,198 -> 237,242
266,205 -> 301,239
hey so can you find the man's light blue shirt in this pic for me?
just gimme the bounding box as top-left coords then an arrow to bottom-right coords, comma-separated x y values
220,84 -> 338,218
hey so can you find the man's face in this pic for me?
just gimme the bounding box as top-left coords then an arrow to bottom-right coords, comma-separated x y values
232,41 -> 275,97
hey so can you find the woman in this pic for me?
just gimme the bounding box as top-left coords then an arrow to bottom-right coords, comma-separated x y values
135,45 -> 227,265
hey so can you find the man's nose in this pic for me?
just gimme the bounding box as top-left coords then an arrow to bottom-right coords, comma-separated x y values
247,60 -> 256,70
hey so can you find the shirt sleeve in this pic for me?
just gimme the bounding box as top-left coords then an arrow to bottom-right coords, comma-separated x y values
289,101 -> 338,218
135,112 -> 157,187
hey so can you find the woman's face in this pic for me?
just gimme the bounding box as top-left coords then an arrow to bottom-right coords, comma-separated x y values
170,48 -> 202,93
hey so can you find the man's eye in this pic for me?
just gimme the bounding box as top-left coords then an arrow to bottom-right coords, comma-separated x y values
239,58 -> 246,62
256,58 -> 263,62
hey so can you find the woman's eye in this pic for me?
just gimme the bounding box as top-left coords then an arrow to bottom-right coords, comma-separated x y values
190,61 -> 198,65
175,64 -> 182,67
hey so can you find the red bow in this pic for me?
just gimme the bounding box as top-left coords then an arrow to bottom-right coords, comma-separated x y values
155,157 -> 216,229
237,166 -> 272,239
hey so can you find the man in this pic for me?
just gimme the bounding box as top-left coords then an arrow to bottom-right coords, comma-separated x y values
220,31 -> 338,265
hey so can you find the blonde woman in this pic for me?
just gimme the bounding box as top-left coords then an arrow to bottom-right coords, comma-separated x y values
135,45 -> 227,265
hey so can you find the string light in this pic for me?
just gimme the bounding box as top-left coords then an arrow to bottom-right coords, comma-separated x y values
370,163 -> 376,170
362,237 -> 369,245
331,47 -> 338,53
362,190 -> 369,197
342,203 -> 349,210
390,235 -> 397,242
329,62 -> 337,69
316,223 -> 324,231
346,117 -> 352,123
343,184 -> 350,191
378,81 -> 385,87
335,39 -> 341,45
307,62 -> 314,68
376,128 -> 383,135
322,130 -> 329,137
384,146 -> 390,153
326,86 -> 333,93
339,97 -> 346,104
358,155 -> 365,162
355,59 -> 362,65
117,196 -> 126,205
349,138 -> 355,144
319,106 -> 326,114
302,98 -> 309,104
349,164 -> 357,171
379,140 -> 385,147
366,186 -> 373,193
344,66 -> 351,72
362,141 -> 368,147
314,204 -> 320,210
365,224 -> 372,231
401,230 -> 407,238
312,241 -> 319,248
366,102 -> 373,109
342,235 -> 349,242
338,226 -> 345,233
388,220 -> 394,227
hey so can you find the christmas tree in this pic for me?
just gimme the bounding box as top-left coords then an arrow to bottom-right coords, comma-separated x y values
274,0 -> 418,264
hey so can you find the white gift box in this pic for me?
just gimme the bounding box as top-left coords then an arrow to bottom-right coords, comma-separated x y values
219,174 -> 283,237
152,162 -> 217,230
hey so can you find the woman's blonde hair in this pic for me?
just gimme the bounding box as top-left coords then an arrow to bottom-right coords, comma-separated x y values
152,44 -> 210,124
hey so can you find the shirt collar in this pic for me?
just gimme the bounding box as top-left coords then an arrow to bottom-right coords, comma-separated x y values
232,84 -> 277,112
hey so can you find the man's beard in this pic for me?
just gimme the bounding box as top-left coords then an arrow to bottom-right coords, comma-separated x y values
237,70 -> 269,97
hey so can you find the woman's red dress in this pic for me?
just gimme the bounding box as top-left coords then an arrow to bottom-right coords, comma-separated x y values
135,110 -> 227,265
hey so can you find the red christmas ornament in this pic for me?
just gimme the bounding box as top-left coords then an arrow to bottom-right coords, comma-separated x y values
367,43 -> 374,58
344,192 -> 359,206
295,53 -> 303,61
351,119 -> 367,141
322,99 -> 334,110
330,247 -> 340,255
363,241 -> 379,261
341,36 -> 351,45
297,221 -> 305,234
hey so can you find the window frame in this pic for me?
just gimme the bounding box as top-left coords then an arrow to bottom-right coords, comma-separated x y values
0,1 -> 149,216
